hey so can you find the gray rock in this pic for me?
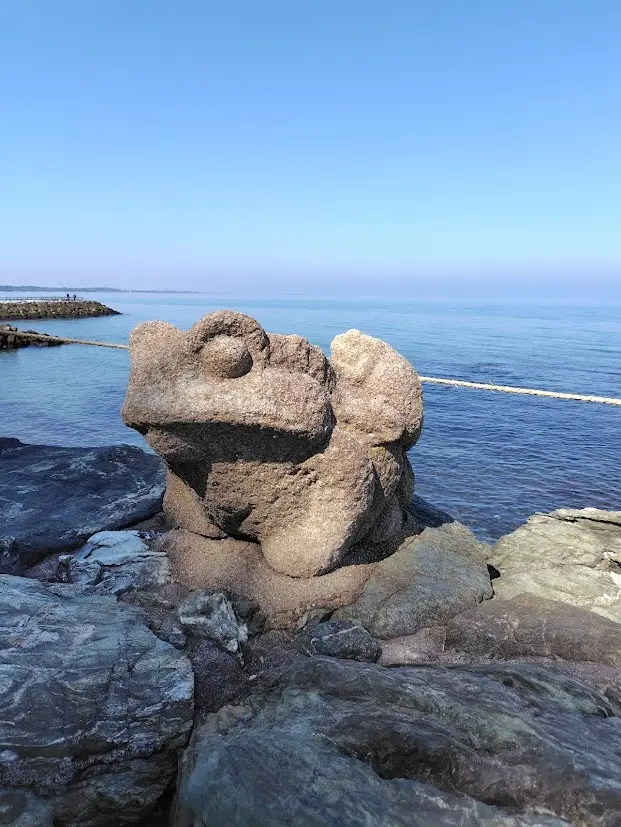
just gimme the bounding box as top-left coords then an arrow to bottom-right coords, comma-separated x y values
379,626 -> 447,665
172,656 -> 621,826
295,620 -> 381,662
491,508 -> 621,621
0,788 -> 54,827
178,590 -> 248,653
0,438 -> 165,573
61,530 -> 171,595
0,574 -> 193,826
335,522 -> 493,638
446,594 -> 621,664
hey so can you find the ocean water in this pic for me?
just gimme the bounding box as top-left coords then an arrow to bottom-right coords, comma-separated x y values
1,292 -> 620,543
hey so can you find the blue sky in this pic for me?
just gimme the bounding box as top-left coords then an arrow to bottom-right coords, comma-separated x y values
1,1 -> 619,295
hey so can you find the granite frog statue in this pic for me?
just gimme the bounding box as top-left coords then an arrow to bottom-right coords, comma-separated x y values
122,310 -> 422,578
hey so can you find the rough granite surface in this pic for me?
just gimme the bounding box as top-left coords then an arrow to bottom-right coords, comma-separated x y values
122,310 -> 422,578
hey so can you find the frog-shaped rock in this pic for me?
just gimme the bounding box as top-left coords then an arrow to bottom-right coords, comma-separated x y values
122,311 -> 422,578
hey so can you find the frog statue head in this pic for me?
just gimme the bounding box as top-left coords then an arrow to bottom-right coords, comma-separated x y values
122,310 -> 423,578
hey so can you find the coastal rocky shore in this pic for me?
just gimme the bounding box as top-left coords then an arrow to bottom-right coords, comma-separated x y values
0,298 -> 119,321
1,312 -> 620,826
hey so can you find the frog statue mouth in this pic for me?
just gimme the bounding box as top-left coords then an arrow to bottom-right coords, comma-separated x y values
122,310 -> 423,578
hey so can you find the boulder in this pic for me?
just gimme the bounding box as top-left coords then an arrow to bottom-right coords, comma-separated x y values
491,508 -> 621,621
61,530 -> 170,596
172,655 -> 621,826
446,594 -> 621,664
295,619 -> 381,662
335,522 -> 493,638
0,439 -> 165,574
0,574 -> 193,826
121,311 -> 422,578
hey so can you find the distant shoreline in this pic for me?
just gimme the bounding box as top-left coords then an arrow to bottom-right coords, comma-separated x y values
0,285 -> 200,294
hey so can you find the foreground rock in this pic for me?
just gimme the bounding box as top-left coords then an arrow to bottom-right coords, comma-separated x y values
0,438 -> 165,573
0,574 -> 193,826
122,310 -> 423,578
173,655 -> 621,826
335,522 -> 493,637
491,508 -> 621,621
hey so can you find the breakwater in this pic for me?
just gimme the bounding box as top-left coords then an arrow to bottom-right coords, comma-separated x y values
0,298 -> 120,321
0,325 -> 63,349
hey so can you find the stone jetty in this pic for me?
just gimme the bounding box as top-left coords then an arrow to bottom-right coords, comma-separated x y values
0,324 -> 63,349
0,297 -> 119,321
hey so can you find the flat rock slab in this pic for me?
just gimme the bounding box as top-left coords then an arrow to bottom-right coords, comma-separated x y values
0,574 -> 193,826
446,594 -> 621,665
491,508 -> 621,622
173,656 -> 621,826
64,529 -> 171,596
0,438 -> 165,573
335,522 -> 493,638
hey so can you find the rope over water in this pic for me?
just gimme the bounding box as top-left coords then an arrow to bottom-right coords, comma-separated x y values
10,330 -> 621,406
418,376 -> 621,406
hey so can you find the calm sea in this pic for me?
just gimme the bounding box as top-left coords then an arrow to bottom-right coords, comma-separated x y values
1,292 -> 620,543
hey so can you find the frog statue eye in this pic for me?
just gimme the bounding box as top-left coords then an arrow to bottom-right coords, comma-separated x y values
200,334 -> 253,378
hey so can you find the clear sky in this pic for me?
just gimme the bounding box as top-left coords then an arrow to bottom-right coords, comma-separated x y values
1,1 -> 620,296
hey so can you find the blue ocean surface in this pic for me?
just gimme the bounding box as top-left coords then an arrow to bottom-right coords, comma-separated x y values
1,292 -> 619,543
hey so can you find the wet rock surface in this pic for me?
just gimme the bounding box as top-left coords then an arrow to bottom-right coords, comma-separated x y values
173,655 -> 621,827
491,508 -> 621,621
0,439 -> 165,573
0,574 -> 193,826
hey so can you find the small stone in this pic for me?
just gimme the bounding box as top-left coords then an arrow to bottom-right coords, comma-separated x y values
379,627 -> 447,666
295,620 -> 381,662
178,590 -> 248,653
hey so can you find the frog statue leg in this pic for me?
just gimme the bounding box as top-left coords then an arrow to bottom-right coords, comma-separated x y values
259,429 -> 377,578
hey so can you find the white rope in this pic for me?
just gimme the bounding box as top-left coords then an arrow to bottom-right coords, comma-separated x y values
10,331 -> 621,405
419,376 -> 621,406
